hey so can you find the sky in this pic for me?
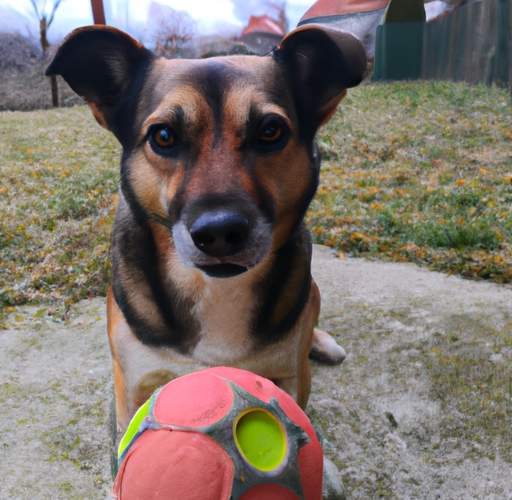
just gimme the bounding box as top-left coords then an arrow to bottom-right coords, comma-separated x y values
0,0 -> 317,42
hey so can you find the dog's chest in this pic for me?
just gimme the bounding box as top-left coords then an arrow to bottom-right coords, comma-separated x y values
168,259 -> 258,363
193,280 -> 255,363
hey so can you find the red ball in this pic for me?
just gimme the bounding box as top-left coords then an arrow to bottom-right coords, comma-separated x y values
111,367 -> 323,500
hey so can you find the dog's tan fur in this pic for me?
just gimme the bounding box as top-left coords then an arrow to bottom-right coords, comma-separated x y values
47,25 -> 366,431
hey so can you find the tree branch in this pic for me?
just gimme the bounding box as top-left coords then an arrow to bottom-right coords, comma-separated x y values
48,0 -> 64,28
29,0 -> 41,19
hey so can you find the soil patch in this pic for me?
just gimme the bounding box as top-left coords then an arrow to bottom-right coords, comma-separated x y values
1,246 -> 511,499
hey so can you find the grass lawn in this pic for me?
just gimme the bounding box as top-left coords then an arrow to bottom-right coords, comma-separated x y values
0,106 -> 119,325
310,81 -> 512,281
1,81 -> 511,326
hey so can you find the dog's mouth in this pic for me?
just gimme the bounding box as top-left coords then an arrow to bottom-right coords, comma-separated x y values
195,263 -> 249,278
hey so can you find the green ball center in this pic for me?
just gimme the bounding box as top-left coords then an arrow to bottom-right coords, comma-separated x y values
234,409 -> 286,471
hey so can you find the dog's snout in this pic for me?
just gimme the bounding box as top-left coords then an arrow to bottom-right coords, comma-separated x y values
189,211 -> 249,257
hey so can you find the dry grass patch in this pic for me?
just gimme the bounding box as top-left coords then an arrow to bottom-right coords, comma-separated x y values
0,107 -> 119,326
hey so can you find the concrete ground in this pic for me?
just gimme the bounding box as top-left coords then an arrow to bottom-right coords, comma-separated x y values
1,246 -> 511,499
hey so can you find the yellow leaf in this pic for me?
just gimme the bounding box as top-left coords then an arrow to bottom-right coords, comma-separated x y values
97,215 -> 110,228
350,232 -> 368,242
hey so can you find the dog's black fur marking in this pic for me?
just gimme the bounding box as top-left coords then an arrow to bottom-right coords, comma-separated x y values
252,225 -> 313,345
112,204 -> 201,353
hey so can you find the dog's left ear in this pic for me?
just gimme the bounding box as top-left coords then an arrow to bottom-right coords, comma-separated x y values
274,25 -> 366,134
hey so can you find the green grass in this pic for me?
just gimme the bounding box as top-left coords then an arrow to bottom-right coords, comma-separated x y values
309,81 -> 512,281
1,81 -> 511,326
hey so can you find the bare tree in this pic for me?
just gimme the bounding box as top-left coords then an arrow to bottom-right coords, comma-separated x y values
29,0 -> 64,55
269,2 -> 288,34
149,2 -> 196,58
28,0 -> 64,106
232,0 -> 289,30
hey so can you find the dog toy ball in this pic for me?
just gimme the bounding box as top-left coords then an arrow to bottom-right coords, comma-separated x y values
111,366 -> 323,500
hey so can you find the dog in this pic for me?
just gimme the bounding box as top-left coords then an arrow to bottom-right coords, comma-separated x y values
46,24 -> 366,432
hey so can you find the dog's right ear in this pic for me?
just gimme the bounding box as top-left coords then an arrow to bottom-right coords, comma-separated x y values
273,25 -> 366,137
46,26 -> 153,134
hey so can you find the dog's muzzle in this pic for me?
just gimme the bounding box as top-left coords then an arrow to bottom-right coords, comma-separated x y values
172,207 -> 273,278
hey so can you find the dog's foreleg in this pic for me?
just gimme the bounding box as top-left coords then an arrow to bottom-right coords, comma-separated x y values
107,288 -> 132,431
275,358 -> 312,410
107,288 -> 183,431
308,281 -> 346,365
274,277 -> 323,409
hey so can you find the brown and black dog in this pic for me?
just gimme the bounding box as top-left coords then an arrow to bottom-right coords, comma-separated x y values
47,25 -> 366,431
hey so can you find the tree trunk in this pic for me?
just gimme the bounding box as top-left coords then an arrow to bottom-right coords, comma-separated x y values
40,16 -> 58,106
40,18 -> 49,56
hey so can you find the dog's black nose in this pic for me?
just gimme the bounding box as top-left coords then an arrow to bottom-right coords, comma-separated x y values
189,211 -> 249,257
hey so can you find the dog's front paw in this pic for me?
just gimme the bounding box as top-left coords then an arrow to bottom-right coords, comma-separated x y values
322,457 -> 347,500
309,328 -> 346,365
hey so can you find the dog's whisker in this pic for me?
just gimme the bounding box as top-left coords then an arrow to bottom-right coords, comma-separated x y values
147,211 -> 174,230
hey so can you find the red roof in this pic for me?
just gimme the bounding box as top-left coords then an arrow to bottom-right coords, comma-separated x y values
242,14 -> 286,37
301,0 -> 390,21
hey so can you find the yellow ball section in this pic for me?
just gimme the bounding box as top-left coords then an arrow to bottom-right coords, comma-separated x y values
118,395 -> 153,460
234,408 -> 287,471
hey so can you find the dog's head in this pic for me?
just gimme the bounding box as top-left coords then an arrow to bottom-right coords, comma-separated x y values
47,26 -> 365,279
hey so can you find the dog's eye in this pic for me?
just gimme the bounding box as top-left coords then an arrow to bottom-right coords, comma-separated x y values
150,125 -> 175,151
259,121 -> 283,143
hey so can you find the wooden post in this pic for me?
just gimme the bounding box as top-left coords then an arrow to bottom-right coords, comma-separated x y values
91,0 -> 106,25
50,75 -> 59,107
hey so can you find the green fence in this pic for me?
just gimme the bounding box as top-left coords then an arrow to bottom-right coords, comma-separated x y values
374,0 -> 511,88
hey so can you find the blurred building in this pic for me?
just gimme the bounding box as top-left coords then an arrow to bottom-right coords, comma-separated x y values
240,12 -> 286,55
